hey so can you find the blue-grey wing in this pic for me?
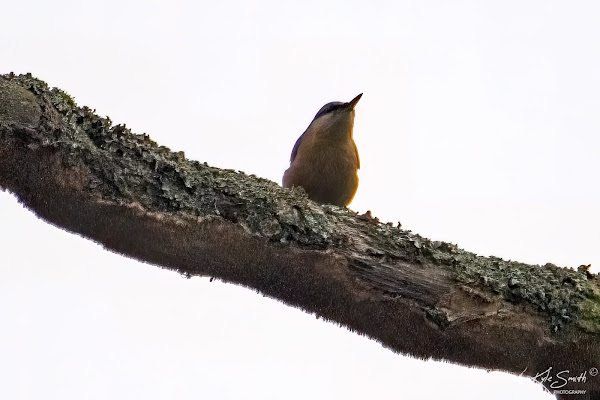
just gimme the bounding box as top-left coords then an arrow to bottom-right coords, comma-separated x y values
290,129 -> 308,163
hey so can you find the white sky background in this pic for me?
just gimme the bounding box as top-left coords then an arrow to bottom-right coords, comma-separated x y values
1,1 -> 599,399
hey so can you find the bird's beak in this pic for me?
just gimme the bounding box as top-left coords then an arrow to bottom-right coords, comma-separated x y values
347,93 -> 363,109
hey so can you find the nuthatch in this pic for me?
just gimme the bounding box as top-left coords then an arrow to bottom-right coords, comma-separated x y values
283,94 -> 362,207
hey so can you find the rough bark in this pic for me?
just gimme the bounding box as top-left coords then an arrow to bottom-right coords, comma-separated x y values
1,74 -> 599,399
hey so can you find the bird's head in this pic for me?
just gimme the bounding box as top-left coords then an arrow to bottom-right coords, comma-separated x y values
309,93 -> 362,138
313,93 -> 362,120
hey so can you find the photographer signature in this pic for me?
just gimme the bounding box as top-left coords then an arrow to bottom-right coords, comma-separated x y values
534,367 -> 591,389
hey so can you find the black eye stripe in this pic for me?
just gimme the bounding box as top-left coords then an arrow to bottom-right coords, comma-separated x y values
314,102 -> 345,120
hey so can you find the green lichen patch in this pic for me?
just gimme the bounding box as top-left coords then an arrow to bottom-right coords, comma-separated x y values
53,88 -> 76,112
576,283 -> 600,333
396,227 -> 596,332
429,244 -> 593,331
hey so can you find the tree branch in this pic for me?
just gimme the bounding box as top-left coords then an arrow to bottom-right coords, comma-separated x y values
1,74 -> 598,398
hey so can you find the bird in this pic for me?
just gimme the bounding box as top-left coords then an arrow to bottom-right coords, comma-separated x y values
283,93 -> 362,207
